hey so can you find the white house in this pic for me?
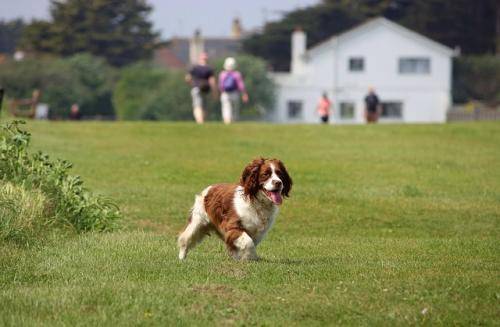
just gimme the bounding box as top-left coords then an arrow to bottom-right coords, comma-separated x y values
269,17 -> 457,124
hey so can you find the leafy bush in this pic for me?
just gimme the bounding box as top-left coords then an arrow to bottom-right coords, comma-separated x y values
453,55 -> 500,105
113,62 -> 192,120
0,120 -> 120,244
113,55 -> 275,121
0,54 -> 116,118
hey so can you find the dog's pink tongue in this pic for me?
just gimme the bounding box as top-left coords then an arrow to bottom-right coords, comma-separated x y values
270,191 -> 283,205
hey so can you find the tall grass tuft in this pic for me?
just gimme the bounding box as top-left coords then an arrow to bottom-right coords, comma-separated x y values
0,183 -> 47,244
0,120 -> 120,244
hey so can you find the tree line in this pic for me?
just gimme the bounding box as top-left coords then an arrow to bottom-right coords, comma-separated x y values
0,0 -> 498,112
243,0 -> 499,71
10,0 -> 157,67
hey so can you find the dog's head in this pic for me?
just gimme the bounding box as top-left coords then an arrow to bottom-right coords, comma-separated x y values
239,157 -> 292,205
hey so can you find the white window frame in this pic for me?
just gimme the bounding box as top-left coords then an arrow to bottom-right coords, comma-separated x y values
398,57 -> 431,74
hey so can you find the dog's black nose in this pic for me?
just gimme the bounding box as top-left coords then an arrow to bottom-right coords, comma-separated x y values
273,180 -> 282,188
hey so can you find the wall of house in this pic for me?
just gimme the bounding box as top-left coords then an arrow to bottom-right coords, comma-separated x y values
333,24 -> 451,123
271,22 -> 452,124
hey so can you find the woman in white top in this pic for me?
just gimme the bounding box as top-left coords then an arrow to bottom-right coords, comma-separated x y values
218,57 -> 249,124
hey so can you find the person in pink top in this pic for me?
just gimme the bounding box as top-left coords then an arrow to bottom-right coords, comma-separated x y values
317,92 -> 332,124
218,57 -> 248,124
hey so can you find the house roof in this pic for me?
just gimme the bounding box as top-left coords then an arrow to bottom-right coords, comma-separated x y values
154,37 -> 242,68
153,47 -> 185,70
307,17 -> 456,57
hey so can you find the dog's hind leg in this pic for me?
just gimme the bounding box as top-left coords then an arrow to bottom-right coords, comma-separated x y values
178,193 -> 210,260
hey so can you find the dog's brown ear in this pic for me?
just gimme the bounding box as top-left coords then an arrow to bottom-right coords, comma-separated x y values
240,157 -> 265,199
277,160 -> 292,197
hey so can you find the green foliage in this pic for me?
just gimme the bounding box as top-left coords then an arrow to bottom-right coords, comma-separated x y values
113,63 -> 192,120
20,0 -> 158,67
211,55 -> 276,119
244,3 -> 361,71
0,120 -> 120,244
398,0 -> 497,55
61,53 -> 117,117
0,54 -> 116,117
114,55 -> 275,121
244,0 -> 498,71
453,55 -> 500,104
0,182 -> 48,244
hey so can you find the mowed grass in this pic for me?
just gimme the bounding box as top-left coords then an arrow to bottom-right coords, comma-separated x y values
1,121 -> 499,326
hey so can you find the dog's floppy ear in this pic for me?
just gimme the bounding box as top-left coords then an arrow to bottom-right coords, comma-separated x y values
277,160 -> 292,197
240,157 -> 265,199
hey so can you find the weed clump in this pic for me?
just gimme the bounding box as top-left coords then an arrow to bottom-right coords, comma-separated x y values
0,120 -> 120,244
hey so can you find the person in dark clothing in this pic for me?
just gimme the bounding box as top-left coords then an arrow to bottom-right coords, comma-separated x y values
364,87 -> 381,123
69,103 -> 81,120
185,52 -> 217,124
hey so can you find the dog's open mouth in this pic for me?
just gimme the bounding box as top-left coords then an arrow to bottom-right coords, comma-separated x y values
264,189 -> 283,205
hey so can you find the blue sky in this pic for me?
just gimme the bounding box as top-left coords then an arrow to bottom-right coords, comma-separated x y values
0,0 -> 320,38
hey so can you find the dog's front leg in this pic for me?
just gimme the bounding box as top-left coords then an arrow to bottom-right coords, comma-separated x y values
232,232 -> 259,261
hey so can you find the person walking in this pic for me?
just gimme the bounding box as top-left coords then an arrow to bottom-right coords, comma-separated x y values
316,92 -> 332,124
364,87 -> 381,123
218,57 -> 248,124
186,52 -> 217,124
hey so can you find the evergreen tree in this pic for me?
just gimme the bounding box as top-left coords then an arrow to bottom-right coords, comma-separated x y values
20,0 -> 158,67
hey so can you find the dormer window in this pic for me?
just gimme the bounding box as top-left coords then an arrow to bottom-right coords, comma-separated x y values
349,57 -> 364,72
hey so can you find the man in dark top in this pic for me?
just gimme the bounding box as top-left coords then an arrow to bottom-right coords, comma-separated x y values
185,52 -> 217,124
364,87 -> 381,123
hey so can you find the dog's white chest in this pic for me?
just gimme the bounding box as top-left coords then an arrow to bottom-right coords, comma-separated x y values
233,187 -> 279,244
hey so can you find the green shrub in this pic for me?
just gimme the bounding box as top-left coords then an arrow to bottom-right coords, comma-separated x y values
113,55 -> 275,121
0,54 -> 116,118
0,120 -> 120,244
453,55 -> 500,104
113,62 -> 192,120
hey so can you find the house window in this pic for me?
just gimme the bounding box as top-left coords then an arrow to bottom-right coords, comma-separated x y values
339,102 -> 355,119
381,102 -> 403,119
399,57 -> 430,74
349,57 -> 364,72
287,100 -> 303,119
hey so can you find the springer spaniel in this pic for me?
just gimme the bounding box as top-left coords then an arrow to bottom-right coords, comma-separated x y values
178,157 -> 292,260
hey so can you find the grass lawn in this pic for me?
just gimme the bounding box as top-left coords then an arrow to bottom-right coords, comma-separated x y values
1,121 -> 499,325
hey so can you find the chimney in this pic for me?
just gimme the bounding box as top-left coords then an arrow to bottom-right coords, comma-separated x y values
291,27 -> 306,74
231,18 -> 242,39
189,29 -> 205,65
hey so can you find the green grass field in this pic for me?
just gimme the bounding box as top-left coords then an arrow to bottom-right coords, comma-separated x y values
1,121 -> 499,326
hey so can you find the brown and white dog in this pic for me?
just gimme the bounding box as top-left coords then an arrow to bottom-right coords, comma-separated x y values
178,157 -> 292,260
